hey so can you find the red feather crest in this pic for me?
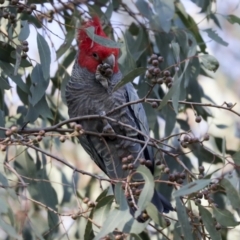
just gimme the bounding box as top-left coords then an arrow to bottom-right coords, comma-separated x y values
77,17 -> 119,73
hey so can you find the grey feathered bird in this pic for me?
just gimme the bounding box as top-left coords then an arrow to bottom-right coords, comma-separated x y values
65,17 -> 173,214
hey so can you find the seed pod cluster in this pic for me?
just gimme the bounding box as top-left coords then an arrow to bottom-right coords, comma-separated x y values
180,134 -> 199,148
147,54 -> 173,88
168,172 -> 186,185
121,155 -> 136,171
83,197 -> 96,208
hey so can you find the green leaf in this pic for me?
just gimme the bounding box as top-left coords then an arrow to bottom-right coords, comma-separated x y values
190,0 -> 212,13
60,70 -> 70,104
172,73 -> 181,113
216,124 -> 228,129
146,203 -> 166,227
25,95 -> 53,123
204,28 -> 228,46
135,0 -> 152,19
221,178 -> 240,210
231,151 -> 240,166
0,76 -> 11,90
118,32 -> 137,76
48,211 -> 59,235
199,54 -> 219,72
171,41 -> 180,63
18,20 -> 30,41
158,72 -> 183,113
0,61 -> 28,93
0,198 -> 8,214
84,209 -> 95,240
213,207 -> 239,227
30,64 -> 49,106
0,110 -> 5,138
198,205 -> 222,240
163,104 -> 176,136
176,6 -> 207,53
94,183 -> 131,239
37,32 -> 51,80
85,26 -> 122,48
92,195 -> 114,234
56,29 -> 75,59
0,42 -> 31,68
113,67 -> 146,91
176,197 -> 194,240
174,179 -> 211,197
94,183 -> 148,239
20,13 -> 42,28
14,148 -> 37,179
123,217 -> 149,235
153,0 -> 175,33
134,166 -> 154,218
14,45 -> 22,76
226,14 -> 240,25
104,0 -> 113,20
0,217 -> 18,238
0,172 -> 8,186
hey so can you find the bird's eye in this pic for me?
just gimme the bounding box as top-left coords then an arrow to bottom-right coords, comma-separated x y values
92,52 -> 99,59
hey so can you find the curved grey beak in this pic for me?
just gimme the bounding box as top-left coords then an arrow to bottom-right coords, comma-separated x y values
102,54 -> 115,68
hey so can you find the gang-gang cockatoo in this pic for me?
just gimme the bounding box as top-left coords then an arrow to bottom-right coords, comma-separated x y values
65,17 -> 173,215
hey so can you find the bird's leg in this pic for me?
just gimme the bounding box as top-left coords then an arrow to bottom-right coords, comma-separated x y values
95,63 -> 113,90
99,111 -> 115,136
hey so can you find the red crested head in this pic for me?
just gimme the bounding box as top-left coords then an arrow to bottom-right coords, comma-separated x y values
77,17 -> 119,73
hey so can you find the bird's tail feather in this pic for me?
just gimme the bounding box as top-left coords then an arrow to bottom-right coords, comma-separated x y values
151,189 -> 174,213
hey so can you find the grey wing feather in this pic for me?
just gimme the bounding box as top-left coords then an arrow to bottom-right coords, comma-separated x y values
125,83 -> 154,161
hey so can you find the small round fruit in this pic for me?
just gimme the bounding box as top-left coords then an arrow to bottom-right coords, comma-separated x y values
83,197 -> 89,204
36,135 -> 42,142
163,70 -> 170,77
5,130 -> 12,136
30,4 -> 37,10
199,166 -> 205,173
59,136 -> 66,142
145,160 -> 152,167
22,40 -> 28,46
164,167 -> 170,174
151,102 -> 158,108
158,56 -> 164,62
122,164 -> 128,170
152,59 -> 159,67
195,116 -> 202,123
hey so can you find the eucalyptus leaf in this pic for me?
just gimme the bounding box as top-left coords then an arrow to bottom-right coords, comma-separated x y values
232,151 -> 240,166
213,207 -> 239,227
176,197 -> 194,240
37,32 -> 51,80
198,205 -> 222,240
199,54 -> 219,72
0,217 -> 18,238
153,0 -> 175,33
221,178 -> 240,210
158,72 -> 183,113
227,14 -> 240,25
0,76 -> 11,90
85,26 -> 122,48
174,179 -> 211,197
30,64 -> 49,106
92,195 -> 114,234
113,67 -> 146,91
146,203 -> 166,227
134,166 -> 154,218
204,28 -> 228,47
18,20 -> 30,41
